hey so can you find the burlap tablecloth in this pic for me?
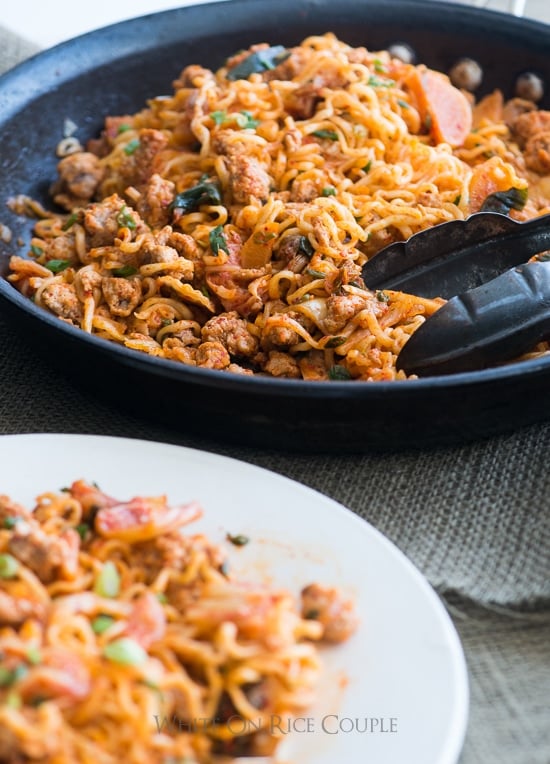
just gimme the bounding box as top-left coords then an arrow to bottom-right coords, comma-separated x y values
0,24 -> 548,764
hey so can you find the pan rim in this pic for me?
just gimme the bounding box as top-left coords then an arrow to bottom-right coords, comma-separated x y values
1,0 -> 550,399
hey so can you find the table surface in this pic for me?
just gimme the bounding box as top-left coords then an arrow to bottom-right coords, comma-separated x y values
0,5 -> 549,763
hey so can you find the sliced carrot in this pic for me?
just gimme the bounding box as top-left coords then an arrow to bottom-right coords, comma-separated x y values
472,89 -> 504,129
406,66 -> 473,147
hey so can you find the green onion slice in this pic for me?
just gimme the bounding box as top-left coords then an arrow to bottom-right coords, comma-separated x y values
0,553 -> 19,579
94,561 -> 120,598
45,259 -> 72,273
103,637 -> 148,666
91,614 -> 115,634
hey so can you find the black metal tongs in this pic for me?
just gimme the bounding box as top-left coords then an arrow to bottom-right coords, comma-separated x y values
361,212 -> 550,376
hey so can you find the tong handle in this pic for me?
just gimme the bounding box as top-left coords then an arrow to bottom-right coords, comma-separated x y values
396,261 -> 550,376
362,212 -> 550,299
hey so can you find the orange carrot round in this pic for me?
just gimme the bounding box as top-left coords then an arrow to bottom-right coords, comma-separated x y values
406,66 -> 473,147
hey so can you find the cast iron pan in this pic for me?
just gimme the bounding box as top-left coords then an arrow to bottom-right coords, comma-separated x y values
1,0 -> 549,452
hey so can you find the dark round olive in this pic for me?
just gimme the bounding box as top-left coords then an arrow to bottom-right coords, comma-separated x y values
449,58 -> 483,91
387,43 -> 415,65
515,72 -> 544,103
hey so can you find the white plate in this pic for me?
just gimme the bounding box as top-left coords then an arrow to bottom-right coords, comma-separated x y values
0,434 -> 468,764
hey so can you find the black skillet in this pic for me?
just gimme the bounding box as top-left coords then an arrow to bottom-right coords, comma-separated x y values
1,0 -> 550,453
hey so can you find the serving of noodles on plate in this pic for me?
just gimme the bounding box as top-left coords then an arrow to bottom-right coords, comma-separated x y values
0,481 -> 357,762
6,33 -> 550,380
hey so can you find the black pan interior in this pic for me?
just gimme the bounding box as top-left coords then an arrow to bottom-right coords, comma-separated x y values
1,0 -> 550,451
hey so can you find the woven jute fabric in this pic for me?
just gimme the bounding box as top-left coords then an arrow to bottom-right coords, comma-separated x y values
0,25 -> 549,764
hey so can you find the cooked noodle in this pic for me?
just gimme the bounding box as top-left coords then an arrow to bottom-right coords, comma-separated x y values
7,34 -> 550,379
0,481 -> 357,762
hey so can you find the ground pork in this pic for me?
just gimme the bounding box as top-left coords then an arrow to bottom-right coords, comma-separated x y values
51,151 -> 104,209
41,282 -> 83,323
201,312 -> 259,357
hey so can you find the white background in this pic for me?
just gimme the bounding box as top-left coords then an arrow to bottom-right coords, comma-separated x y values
2,0 -> 549,49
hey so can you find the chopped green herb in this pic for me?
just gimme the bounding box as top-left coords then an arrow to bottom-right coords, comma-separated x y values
453,194 -> 462,206
26,647 -> 42,665
306,268 -> 326,279
30,244 -> 43,257
200,285 -> 211,298
328,365 -> 352,381
312,129 -> 339,141
253,229 -> 277,245
171,179 -> 222,214
234,110 -> 260,129
0,553 -> 19,579
0,667 -> 14,687
103,637 -> 147,666
363,160 -> 372,172
210,110 -> 227,125
116,206 -> 137,230
226,533 -> 250,547
124,139 -> 141,155
368,75 -> 395,88
75,523 -> 90,540
94,561 -> 120,598
325,336 -> 346,348
376,290 -> 390,303
226,45 -> 290,80
397,98 -> 410,109
91,614 -> 115,634
156,592 -> 168,604
321,186 -> 336,197
117,124 -> 132,134
112,265 -> 138,278
62,213 -> 78,231
373,59 -> 386,73
424,113 -> 433,131
3,516 -> 21,529
160,318 -> 173,327
480,187 -> 528,214
209,225 -> 229,256
45,259 -> 72,273
298,236 -> 315,259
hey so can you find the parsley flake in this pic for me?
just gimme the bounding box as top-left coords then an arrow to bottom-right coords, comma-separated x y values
226,533 -> 250,547
45,259 -> 72,273
328,365 -> 352,381
209,225 -> 230,256
312,129 -> 339,141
